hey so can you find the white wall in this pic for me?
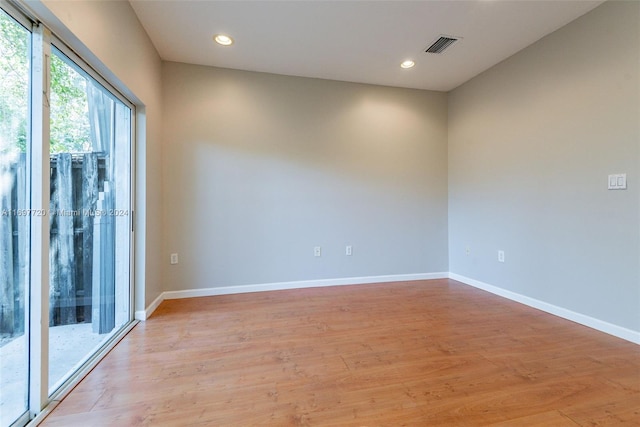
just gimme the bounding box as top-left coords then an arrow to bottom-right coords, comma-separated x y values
162,63 -> 449,290
30,0 -> 164,312
448,1 -> 640,332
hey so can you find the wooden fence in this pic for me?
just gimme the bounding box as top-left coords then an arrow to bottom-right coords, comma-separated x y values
0,153 -> 111,338
0,153 -> 27,336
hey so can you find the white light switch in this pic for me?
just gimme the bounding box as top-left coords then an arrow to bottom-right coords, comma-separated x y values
608,174 -> 627,190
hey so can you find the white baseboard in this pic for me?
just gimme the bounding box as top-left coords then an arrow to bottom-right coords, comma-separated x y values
449,273 -> 640,345
163,272 -> 447,300
141,272 -> 448,318
134,292 -> 164,321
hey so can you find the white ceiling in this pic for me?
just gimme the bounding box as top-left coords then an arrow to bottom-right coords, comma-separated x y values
129,0 -> 604,92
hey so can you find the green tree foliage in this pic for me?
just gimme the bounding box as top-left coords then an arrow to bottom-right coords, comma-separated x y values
0,10 -> 29,154
1,9 -> 91,155
50,53 -> 91,153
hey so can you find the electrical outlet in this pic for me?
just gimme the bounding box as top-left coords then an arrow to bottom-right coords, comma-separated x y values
314,246 -> 321,257
170,253 -> 179,265
498,250 -> 505,263
346,245 -> 352,256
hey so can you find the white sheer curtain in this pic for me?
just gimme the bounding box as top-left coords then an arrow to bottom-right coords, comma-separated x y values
86,80 -> 116,333
86,81 -> 114,157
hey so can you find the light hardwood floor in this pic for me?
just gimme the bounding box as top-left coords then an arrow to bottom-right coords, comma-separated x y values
41,279 -> 640,426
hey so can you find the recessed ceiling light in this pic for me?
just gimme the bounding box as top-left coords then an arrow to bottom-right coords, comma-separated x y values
214,34 -> 234,46
400,60 -> 415,69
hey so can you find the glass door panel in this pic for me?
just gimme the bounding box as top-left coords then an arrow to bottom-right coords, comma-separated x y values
0,7 -> 134,424
0,9 -> 31,426
48,48 -> 131,393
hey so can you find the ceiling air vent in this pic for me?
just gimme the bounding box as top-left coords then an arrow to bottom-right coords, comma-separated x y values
425,35 -> 460,54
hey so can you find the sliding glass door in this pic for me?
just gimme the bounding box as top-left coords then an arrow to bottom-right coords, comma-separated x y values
0,4 -> 134,425
0,8 -> 30,427
47,47 -> 132,393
